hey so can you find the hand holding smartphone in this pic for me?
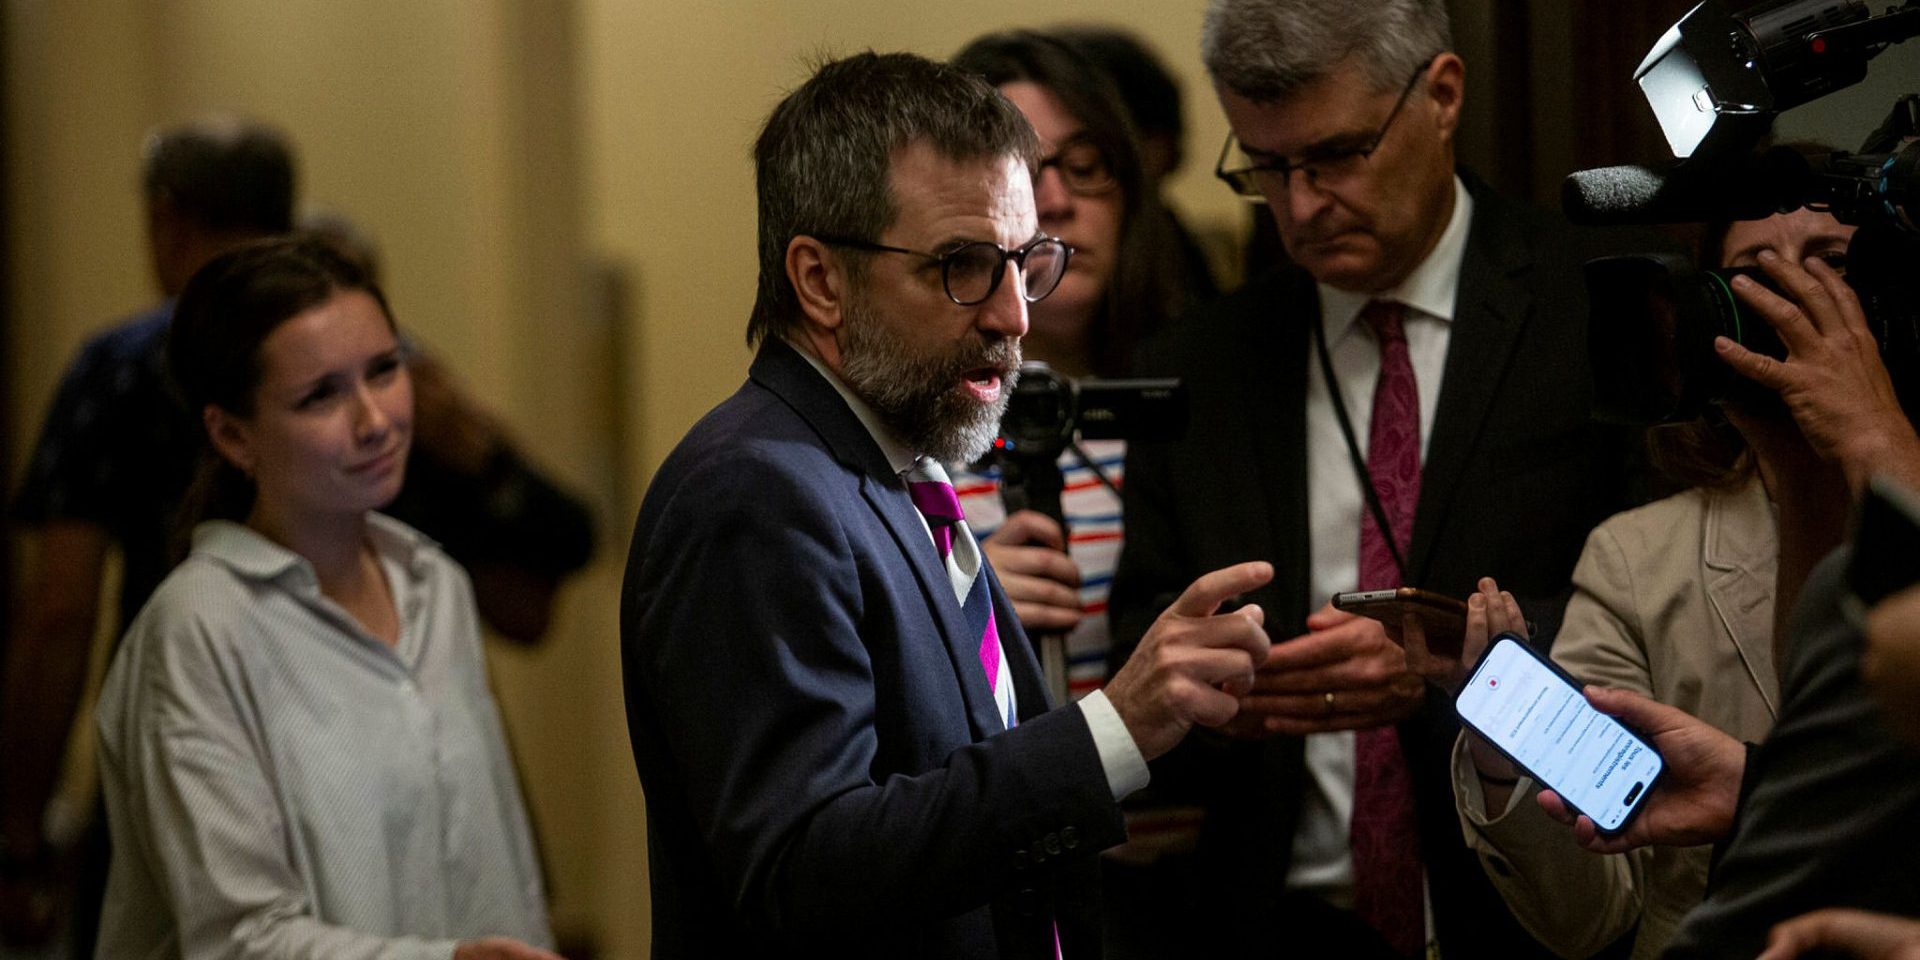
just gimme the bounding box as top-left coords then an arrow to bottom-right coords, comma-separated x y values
1332,587 -> 1469,656
1455,633 -> 1665,835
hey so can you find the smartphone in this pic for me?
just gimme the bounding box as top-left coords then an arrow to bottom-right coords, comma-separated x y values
1454,633 -> 1665,835
1332,587 -> 1468,656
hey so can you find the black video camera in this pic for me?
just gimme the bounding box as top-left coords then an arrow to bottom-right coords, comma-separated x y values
1565,0 -> 1920,425
988,362 -> 1185,526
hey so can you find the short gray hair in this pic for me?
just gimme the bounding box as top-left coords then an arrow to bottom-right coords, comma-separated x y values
1202,0 -> 1451,102
747,51 -> 1040,346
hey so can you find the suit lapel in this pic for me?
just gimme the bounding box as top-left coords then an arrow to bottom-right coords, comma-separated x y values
863,477 -> 1008,737
983,562 -> 1053,720
1408,189 -> 1534,585
752,339 -> 1007,739
1703,476 -> 1782,717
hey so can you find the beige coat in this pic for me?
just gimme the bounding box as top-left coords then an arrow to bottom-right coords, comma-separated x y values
1452,475 -> 1781,960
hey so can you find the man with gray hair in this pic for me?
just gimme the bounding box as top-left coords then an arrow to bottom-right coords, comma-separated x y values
1110,1 -> 1638,956
622,51 -> 1275,958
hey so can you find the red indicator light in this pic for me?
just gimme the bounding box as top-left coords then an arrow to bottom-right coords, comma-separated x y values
1811,37 -> 1828,54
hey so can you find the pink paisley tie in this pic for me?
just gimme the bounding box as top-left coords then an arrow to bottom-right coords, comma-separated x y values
1351,300 -> 1425,958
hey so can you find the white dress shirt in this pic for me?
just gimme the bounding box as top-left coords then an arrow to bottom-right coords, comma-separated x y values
1288,176 -> 1474,904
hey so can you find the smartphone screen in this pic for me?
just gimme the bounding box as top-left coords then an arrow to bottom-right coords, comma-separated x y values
1455,635 -> 1664,833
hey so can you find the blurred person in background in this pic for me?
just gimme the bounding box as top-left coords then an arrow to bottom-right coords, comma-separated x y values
948,28 -> 1188,707
1053,24 -> 1221,300
950,30 -> 1217,958
94,235 -> 556,960
1,121 -> 593,956
1,117 -> 295,956
1748,573 -> 1920,960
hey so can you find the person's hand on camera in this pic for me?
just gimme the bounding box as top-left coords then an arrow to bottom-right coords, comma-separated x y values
1720,251 -> 1920,494
1223,601 -> 1425,738
1758,908 -> 1920,960
1536,686 -> 1744,855
1105,562 -> 1275,760
981,510 -> 1083,633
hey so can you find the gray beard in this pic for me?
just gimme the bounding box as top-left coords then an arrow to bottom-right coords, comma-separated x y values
837,296 -> 1019,466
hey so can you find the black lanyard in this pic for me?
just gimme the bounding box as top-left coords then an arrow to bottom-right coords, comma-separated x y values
1312,308 -> 1410,582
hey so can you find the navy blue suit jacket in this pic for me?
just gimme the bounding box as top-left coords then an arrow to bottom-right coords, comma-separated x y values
621,338 -> 1127,958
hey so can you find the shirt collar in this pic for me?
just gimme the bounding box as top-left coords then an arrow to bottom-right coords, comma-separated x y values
192,513 -> 435,589
1318,174 -> 1474,340
789,337 -> 921,477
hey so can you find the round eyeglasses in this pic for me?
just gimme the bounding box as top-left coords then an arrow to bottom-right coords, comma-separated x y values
814,234 -> 1074,306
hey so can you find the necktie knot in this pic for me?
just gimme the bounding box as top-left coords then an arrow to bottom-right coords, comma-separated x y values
908,479 -> 964,526
1362,299 -> 1407,347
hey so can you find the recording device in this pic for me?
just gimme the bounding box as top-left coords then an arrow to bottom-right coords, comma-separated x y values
986,362 -> 1184,703
989,361 -> 1185,528
1456,634 -> 1667,835
1332,587 -> 1469,657
1630,0 -> 1916,162
1565,0 -> 1920,424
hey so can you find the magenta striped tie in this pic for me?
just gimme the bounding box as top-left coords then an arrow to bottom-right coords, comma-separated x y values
910,461 -> 1055,954
907,460 -> 1016,730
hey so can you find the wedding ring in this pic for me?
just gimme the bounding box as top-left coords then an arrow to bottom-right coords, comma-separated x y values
1323,691 -> 1336,715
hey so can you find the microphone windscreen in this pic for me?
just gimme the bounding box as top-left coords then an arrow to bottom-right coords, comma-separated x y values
1562,158 -> 1793,226
1562,166 -> 1672,225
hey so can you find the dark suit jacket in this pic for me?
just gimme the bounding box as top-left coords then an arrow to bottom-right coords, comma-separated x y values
621,338 -> 1127,959
1662,548 -> 1920,959
1110,175 -> 1640,958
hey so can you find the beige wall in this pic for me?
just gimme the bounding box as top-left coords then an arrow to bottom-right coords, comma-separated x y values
8,2 -> 1243,956
4,0 -> 630,951
578,0 -> 1245,489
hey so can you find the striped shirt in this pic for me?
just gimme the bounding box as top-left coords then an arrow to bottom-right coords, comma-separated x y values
94,515 -> 552,960
952,439 -> 1126,700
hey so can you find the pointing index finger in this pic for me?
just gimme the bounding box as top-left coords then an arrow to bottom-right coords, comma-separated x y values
1168,561 -> 1275,618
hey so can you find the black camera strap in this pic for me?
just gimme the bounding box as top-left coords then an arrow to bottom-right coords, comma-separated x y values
1311,310 -> 1410,582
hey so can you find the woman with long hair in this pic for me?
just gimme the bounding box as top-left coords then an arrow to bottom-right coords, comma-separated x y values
93,235 -> 557,960
949,29 -> 1193,701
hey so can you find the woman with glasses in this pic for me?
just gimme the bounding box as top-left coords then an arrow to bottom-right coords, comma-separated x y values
91,236 -> 558,960
948,29 -> 1191,702
951,30 -> 1204,960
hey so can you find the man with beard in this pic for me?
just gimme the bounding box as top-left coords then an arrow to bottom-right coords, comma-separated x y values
619,52 -> 1275,959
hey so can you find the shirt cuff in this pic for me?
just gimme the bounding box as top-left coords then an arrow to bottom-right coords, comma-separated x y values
1078,689 -> 1150,800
